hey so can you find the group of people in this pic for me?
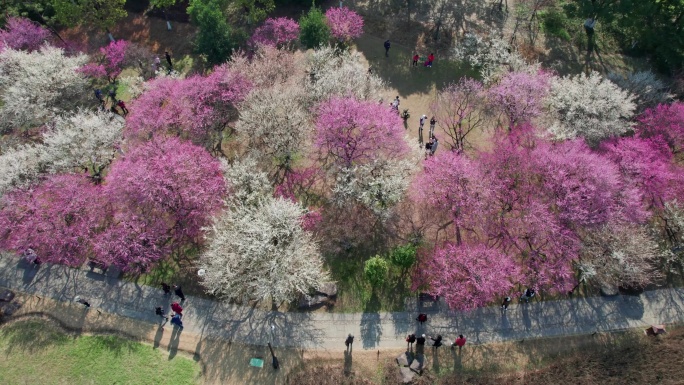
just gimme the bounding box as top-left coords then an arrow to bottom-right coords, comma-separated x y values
418,114 -> 438,158
95,88 -> 128,116
412,53 -> 435,68
405,333 -> 467,350
155,283 -> 187,329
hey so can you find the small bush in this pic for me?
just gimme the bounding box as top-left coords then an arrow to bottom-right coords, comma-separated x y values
389,244 -> 417,271
299,6 -> 330,49
541,10 -> 571,41
364,256 -> 389,288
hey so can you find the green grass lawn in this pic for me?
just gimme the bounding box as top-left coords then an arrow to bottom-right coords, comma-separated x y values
0,320 -> 200,385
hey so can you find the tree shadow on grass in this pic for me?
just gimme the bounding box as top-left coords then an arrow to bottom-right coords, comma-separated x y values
354,33 -> 478,97
0,319 -> 71,354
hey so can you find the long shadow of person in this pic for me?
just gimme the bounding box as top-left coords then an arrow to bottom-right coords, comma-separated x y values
153,325 -> 164,349
432,346 -> 441,373
343,350 -> 352,376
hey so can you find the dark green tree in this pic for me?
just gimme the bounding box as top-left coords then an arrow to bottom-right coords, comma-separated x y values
50,0 -> 126,31
188,0 -> 244,66
389,244 -> 417,276
364,256 -> 390,289
234,0 -> 275,25
299,5 -> 330,49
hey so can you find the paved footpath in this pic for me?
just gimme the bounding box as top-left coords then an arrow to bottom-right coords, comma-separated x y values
2,254 -> 684,351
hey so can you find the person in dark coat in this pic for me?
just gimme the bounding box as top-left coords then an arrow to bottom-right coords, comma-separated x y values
384,40 -> 391,57
416,313 -> 427,324
173,284 -> 186,301
430,335 -> 443,348
161,282 -> 171,295
345,334 -> 354,351
155,306 -> 168,326
170,313 -> 184,329
406,334 -> 416,350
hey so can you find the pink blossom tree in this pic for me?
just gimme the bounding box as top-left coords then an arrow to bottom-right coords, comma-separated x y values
125,65 -> 252,151
0,174 -> 102,266
79,39 -> 129,83
487,70 -> 551,131
325,7 -> 364,42
413,243 -> 520,310
97,137 -> 226,272
430,77 -> 485,152
0,17 -> 50,52
412,150 -> 488,244
315,96 -> 409,168
637,102 -> 684,154
250,17 -> 300,48
599,136 -> 684,209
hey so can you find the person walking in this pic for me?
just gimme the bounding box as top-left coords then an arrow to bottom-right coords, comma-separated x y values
426,53 -> 435,68
430,137 -> 439,156
95,89 -> 103,102
155,306 -> 168,326
392,96 -> 400,112
416,334 -> 426,346
108,88 -> 117,103
406,334 -> 416,350
116,100 -> 128,116
345,334 -> 354,352
430,335 -> 443,348
75,296 -> 91,308
153,56 -> 161,72
171,302 -> 183,316
384,40 -> 391,57
165,51 -> 173,70
452,335 -> 466,351
520,288 -> 535,303
419,114 -> 427,130
161,282 -> 171,295
429,116 -> 437,138
425,139 -> 433,160
416,313 -> 427,325
501,296 -> 512,311
412,53 -> 419,67
170,313 -> 184,329
173,284 -> 185,301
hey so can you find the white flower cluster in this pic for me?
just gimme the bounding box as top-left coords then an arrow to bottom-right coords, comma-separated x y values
0,46 -> 89,132
547,71 -> 636,143
235,87 -> 309,170
305,46 -> 386,106
331,158 -> 415,218
0,109 -> 123,196
452,33 -> 527,84
198,196 -> 329,303
220,157 -> 272,207
607,70 -> 673,112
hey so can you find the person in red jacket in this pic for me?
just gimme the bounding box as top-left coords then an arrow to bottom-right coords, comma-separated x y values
116,100 -> 129,116
426,53 -> 435,67
412,54 -> 419,67
171,302 -> 183,315
452,334 -> 466,351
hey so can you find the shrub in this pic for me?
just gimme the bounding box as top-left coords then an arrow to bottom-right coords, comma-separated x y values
299,6 -> 330,49
364,256 -> 389,288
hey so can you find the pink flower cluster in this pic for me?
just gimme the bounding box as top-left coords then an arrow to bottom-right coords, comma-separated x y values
325,7 -> 364,42
250,17 -> 300,48
0,17 -> 50,52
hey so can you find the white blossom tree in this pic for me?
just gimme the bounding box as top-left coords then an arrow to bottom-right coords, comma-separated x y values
607,70 -> 673,112
235,87 -> 309,176
198,197 -> 329,303
220,157 -> 272,207
578,222 -> 660,288
0,144 -> 47,196
43,110 -> 124,178
0,46 -> 89,132
332,158 -> 415,218
229,45 -> 297,89
304,46 -> 385,106
452,32 -> 528,84
547,72 -> 636,143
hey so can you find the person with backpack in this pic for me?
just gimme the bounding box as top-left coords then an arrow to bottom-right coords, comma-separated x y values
430,335 -> 443,348
416,313 -> 428,324
520,288 -> 536,303
501,296 -> 512,311
155,306 -> 168,326
171,302 -> 183,316
170,313 -> 184,329
384,40 -> 391,57
406,334 -> 416,350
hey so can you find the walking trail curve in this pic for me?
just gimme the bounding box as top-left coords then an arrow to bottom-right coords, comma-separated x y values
2,254 -> 684,351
